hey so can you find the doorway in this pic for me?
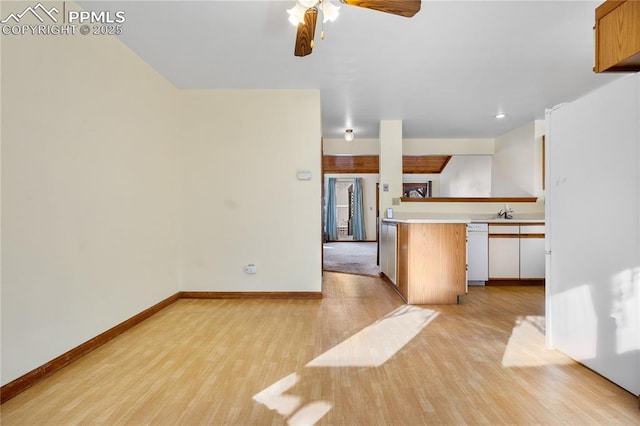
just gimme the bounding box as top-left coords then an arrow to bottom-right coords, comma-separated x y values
322,175 -> 379,276
335,179 -> 355,240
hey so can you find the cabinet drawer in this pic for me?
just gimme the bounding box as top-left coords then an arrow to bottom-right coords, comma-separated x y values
520,225 -> 545,235
489,225 -> 519,235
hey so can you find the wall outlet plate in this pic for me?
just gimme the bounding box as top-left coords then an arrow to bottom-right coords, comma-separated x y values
245,264 -> 257,274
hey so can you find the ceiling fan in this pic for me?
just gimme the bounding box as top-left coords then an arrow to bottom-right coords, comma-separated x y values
288,0 -> 421,57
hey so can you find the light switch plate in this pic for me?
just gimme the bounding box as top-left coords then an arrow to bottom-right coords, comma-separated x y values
296,171 -> 312,180
383,184 -> 389,192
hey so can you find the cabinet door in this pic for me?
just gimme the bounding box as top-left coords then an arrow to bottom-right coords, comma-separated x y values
489,237 -> 519,279
520,236 -> 545,279
380,224 -> 397,284
595,0 -> 640,72
397,223 -> 409,299
380,224 -> 389,276
387,224 -> 397,284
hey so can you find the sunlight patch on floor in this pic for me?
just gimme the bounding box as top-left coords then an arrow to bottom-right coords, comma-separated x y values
253,305 -> 438,425
307,305 -> 438,368
502,315 -> 573,367
253,373 -> 303,417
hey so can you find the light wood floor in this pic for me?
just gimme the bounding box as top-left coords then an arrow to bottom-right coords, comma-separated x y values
2,273 -> 639,425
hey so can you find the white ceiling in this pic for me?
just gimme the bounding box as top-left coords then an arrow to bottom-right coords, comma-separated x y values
89,0 -> 626,139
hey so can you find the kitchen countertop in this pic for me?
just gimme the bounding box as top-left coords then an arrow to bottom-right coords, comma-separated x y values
381,212 -> 545,224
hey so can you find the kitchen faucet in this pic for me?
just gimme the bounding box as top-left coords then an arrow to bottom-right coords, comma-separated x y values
498,204 -> 514,219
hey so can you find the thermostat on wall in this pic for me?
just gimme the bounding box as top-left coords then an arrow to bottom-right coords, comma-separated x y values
297,170 -> 312,180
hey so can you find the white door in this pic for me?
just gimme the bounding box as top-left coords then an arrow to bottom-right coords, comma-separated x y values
546,74 -> 640,395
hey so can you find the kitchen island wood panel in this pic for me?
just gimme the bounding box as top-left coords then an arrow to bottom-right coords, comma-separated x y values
397,223 -> 467,304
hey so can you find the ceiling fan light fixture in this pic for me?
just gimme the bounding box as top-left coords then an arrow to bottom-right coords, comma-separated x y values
299,0 -> 318,8
287,2 -> 308,26
345,129 -> 355,141
321,0 -> 340,23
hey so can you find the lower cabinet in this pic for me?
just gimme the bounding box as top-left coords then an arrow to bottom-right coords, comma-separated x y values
397,222 -> 467,304
488,223 -> 545,281
489,237 -> 520,278
519,236 -> 545,279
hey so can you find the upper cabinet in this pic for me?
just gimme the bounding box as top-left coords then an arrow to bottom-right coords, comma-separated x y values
594,0 -> 640,72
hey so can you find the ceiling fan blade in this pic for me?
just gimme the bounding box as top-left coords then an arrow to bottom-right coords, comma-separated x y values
343,0 -> 421,17
294,8 -> 318,57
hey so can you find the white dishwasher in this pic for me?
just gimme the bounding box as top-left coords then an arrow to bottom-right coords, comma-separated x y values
467,223 -> 488,285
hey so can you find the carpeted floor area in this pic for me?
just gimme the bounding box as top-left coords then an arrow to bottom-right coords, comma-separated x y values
323,242 -> 380,276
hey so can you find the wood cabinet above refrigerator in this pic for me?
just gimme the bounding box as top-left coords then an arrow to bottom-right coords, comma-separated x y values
594,0 -> 640,72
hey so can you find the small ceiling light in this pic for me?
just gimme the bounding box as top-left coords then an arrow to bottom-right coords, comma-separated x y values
321,0 -> 340,23
299,0 -> 318,7
287,2 -> 308,26
495,113 -> 506,119
345,129 -> 355,141
287,1 -> 341,27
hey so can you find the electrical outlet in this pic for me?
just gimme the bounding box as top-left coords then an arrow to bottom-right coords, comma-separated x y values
245,264 -> 257,274
392,197 -> 400,205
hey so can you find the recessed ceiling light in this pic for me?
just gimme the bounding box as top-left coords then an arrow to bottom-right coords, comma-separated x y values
495,113 -> 506,119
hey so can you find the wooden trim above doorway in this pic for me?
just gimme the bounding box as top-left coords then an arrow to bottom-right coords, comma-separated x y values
402,155 -> 452,174
322,155 -> 379,173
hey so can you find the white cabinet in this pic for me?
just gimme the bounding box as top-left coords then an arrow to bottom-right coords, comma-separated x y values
489,237 -> 520,278
380,222 -> 397,284
519,225 -> 545,279
520,237 -> 545,278
488,223 -> 545,280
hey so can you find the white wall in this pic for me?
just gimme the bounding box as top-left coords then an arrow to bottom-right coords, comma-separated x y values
179,91 -> 322,292
439,155 -> 492,197
546,73 -> 640,395
403,138 -> 494,155
323,137 -> 494,156
323,138 -> 379,155
379,121 -> 403,216
534,120 -> 546,200
492,122 -> 538,196
1,10 -> 180,384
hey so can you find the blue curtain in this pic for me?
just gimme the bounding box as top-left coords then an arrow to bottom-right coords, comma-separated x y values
352,178 -> 366,241
325,178 -> 338,240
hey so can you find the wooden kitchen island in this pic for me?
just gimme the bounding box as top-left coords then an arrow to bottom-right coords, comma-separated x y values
381,218 -> 468,304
